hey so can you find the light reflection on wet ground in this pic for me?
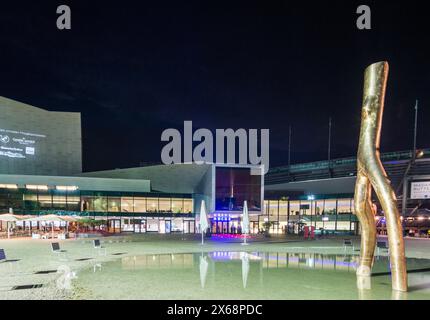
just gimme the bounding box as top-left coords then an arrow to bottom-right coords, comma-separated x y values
72,251 -> 430,300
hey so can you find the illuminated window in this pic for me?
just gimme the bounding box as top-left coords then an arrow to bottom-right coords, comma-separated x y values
26,185 -> 48,190
134,197 -> 146,213
67,196 -> 80,211
159,198 -> 171,213
108,197 -> 121,212
279,200 -> 288,221
336,221 -> 351,231
147,218 -> 159,231
171,218 -> 184,232
315,220 -> 336,231
147,198 -> 158,213
337,198 -> 352,214
56,185 -> 78,191
323,199 -> 337,215
264,200 -> 269,215
0,184 -> 18,189
315,201 -> 323,215
121,197 -> 134,213
38,194 -> 52,208
81,196 -> 94,211
300,200 -> 312,215
92,196 -> 107,212
183,199 -> 193,213
268,200 -> 278,216
290,201 -> 300,216
171,198 -> 184,213
52,195 -> 67,209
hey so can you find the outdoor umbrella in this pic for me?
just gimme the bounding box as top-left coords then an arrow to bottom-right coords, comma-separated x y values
0,213 -> 23,239
60,216 -> 78,233
199,254 -> 209,288
242,201 -> 250,245
25,214 -> 67,239
61,216 -> 78,222
241,252 -> 250,288
19,215 -> 33,236
199,200 -> 209,245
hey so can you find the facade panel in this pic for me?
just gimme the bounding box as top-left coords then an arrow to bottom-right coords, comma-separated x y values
0,97 -> 82,176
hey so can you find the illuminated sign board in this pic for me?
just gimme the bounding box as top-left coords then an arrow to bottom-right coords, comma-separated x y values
411,181 -> 430,199
0,128 -> 46,160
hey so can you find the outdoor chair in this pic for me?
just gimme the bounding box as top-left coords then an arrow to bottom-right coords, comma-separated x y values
51,242 -> 67,253
376,241 -> 389,255
93,239 -> 107,256
0,249 -> 21,274
51,242 -> 68,261
0,248 -> 6,263
0,248 -> 20,263
343,239 -> 354,252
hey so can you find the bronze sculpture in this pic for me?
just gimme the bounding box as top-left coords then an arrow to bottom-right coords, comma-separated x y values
354,61 -> 408,292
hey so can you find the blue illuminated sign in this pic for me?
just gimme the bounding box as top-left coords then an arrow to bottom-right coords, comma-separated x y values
213,214 -> 231,222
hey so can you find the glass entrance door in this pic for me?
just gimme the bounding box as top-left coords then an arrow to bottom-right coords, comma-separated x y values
165,220 -> 171,233
183,220 -> 195,234
211,221 -> 231,234
108,219 -> 121,233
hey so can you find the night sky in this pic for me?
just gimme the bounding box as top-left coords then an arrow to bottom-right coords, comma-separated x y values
0,1 -> 429,172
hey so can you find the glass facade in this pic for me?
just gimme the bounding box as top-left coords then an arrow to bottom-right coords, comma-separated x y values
215,167 -> 262,211
0,188 -> 195,234
263,195 -> 358,235
0,187 -> 357,236
0,189 -> 193,215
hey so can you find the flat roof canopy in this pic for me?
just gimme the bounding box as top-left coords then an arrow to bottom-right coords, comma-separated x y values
265,176 -> 356,195
0,174 -> 151,193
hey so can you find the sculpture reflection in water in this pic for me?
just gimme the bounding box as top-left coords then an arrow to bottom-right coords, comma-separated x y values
356,274 -> 372,300
354,61 -> 408,292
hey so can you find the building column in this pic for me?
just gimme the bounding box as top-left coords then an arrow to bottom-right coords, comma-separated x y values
334,199 -> 338,231
402,177 -> 408,216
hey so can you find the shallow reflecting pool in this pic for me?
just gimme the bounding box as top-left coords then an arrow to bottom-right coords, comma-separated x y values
72,251 -> 430,299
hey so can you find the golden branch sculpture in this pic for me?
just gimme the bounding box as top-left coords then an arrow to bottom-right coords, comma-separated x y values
354,61 -> 408,292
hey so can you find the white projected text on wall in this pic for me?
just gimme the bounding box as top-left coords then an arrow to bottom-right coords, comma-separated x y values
0,128 -> 46,159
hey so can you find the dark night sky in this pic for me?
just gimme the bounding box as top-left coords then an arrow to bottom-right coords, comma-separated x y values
0,0 -> 429,172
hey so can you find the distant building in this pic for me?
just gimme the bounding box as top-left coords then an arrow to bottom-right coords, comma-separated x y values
0,96 -> 429,237
265,149 -> 430,235
0,96 -> 264,235
0,96 -> 82,176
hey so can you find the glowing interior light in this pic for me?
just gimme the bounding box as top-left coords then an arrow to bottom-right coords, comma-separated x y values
56,185 -> 78,191
416,149 -> 425,158
0,184 -> 18,189
26,184 -> 48,190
